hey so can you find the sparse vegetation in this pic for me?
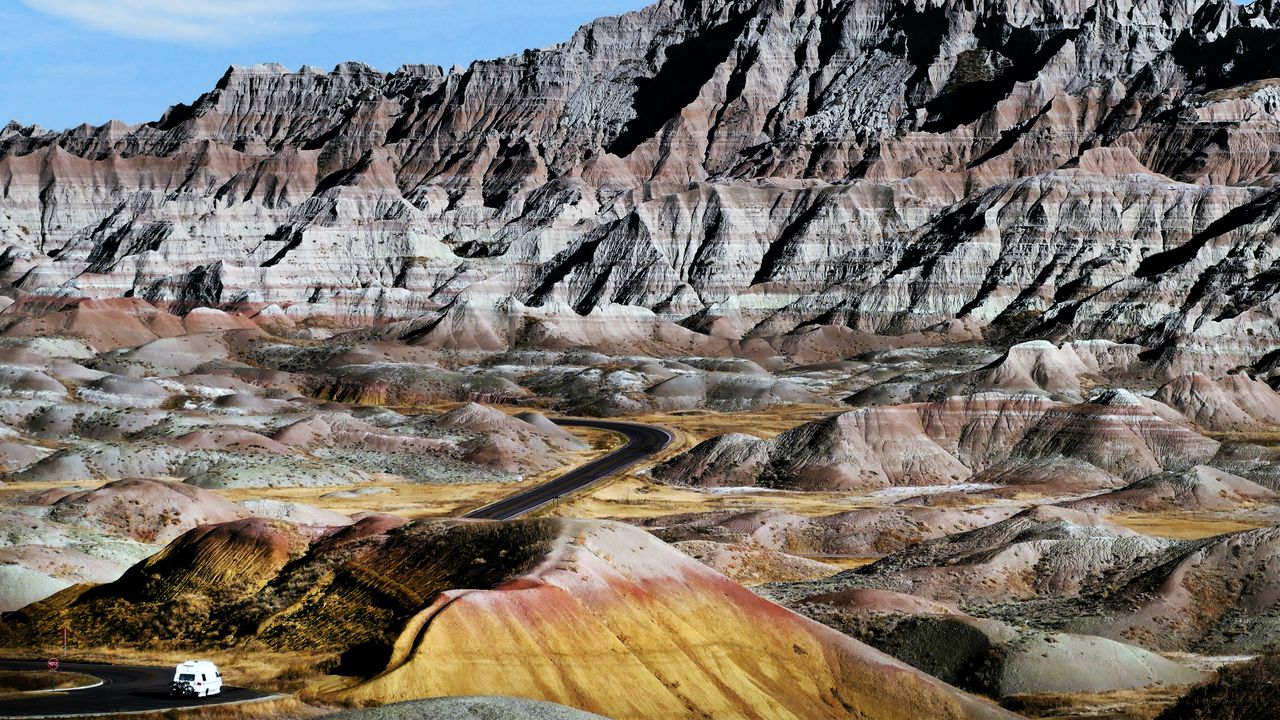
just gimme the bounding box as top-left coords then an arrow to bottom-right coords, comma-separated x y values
0,647 -> 337,695
1004,685 -> 1187,719
1157,654 -> 1280,720
1195,77 -> 1280,103
0,670 -> 99,695
1110,513 -> 1270,539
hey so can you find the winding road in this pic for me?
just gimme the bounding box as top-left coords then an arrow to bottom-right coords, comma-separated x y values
0,660 -> 276,718
463,418 -> 674,520
0,418 -> 672,717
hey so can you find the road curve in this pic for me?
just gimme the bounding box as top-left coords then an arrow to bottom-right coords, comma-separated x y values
0,419 -> 670,715
463,418 -> 673,520
0,660 -> 275,718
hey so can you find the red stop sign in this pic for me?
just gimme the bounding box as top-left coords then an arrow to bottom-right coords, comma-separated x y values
47,658 -> 58,671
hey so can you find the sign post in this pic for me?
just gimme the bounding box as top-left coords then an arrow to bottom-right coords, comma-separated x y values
60,625 -> 69,654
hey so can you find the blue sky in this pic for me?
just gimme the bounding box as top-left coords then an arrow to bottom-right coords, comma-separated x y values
0,1 -> 652,130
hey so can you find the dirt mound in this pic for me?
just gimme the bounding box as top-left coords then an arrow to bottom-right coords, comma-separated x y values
972,456 -> 1126,497
764,407 -> 970,490
513,411 -> 588,449
508,351 -> 814,415
672,539 -> 837,584
0,442 -> 50,471
1153,373 -> 1280,431
401,298 -> 735,359
430,403 -> 582,472
799,600 -> 1203,698
1,518 -> 1016,719
0,545 -> 125,611
645,506 -> 1013,558
0,565 -> 77,612
1064,526 -> 1280,653
1063,466 -> 1277,513
170,428 -> 296,454
182,456 -> 372,489
0,505 -> 158,611
915,393 -> 1055,468
181,307 -> 262,334
8,442 -> 372,489
1,298 -> 185,351
436,402 -> 527,433
775,516 -> 1280,657
270,414 -> 453,455
654,387 -> 1221,493
944,340 -> 1143,399
237,499 -> 353,527
1009,389 -> 1220,481
0,367 -> 67,397
10,444 -> 188,484
76,375 -> 170,407
105,517 -> 306,603
45,477 -> 252,543
653,406 -> 977,492
650,433 -> 771,487
315,363 -> 528,407
94,333 -> 235,375
799,506 -> 1172,604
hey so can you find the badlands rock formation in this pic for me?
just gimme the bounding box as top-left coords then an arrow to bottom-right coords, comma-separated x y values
0,325 -> 615,611
0,0 -> 1278,372
653,381 -> 1249,492
1062,465 -> 1278,513
806,506 -> 1172,603
644,506 -> 1016,558
768,509 -> 1280,657
1153,372 -> 1280,431
1,517 -> 1017,720
2,0 -> 1280,716
799,590 -> 1204,698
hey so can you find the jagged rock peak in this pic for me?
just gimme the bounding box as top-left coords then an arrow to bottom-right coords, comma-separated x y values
0,0 -> 1277,368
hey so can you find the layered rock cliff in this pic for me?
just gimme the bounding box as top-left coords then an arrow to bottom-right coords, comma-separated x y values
2,0 -> 1279,366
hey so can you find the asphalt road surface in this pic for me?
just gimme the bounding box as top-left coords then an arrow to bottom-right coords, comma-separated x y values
0,419 -> 670,715
463,418 -> 673,520
0,660 -> 275,718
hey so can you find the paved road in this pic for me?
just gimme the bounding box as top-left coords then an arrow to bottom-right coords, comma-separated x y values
0,418 -> 670,715
0,660 -> 275,718
463,418 -> 673,520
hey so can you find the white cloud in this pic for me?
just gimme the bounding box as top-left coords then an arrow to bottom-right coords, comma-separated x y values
22,0 -> 396,44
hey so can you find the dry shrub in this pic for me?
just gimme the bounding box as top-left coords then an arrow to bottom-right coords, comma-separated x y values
0,670 -> 99,694
1157,653 -> 1280,720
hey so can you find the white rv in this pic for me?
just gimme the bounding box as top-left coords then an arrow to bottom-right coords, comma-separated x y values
169,660 -> 223,697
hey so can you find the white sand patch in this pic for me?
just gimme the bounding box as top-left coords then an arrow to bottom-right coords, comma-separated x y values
866,483 -> 1002,500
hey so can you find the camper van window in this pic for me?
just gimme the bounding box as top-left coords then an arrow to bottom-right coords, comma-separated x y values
179,674 -> 195,681
201,675 -> 207,681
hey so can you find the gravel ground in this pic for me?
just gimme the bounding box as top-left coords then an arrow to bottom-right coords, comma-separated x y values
323,696 -> 609,720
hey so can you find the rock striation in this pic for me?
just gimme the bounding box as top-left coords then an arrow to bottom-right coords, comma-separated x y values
0,517 -> 1019,720
770,510 -> 1280,656
1,0 -> 1279,368
653,387 -> 1227,492
798,590 -> 1205,699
